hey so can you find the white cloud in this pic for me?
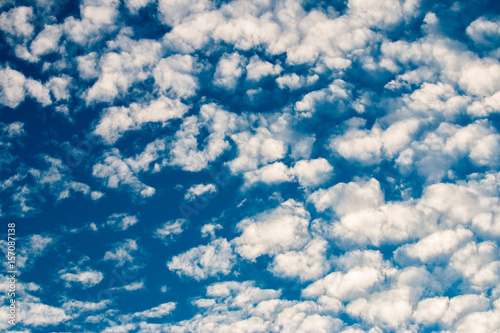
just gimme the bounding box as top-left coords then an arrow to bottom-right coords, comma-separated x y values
201,223 -> 223,239
127,302 -> 176,319
92,144 -> 162,197
395,227 -> 473,264
228,127 -> 287,174
0,66 -> 27,108
213,52 -> 245,90
63,0 -> 120,46
76,52 -> 99,79
30,24 -> 62,57
18,302 -> 69,327
276,73 -> 304,90
85,35 -> 162,103
413,294 -> 489,327
2,121 -> 25,138
106,213 -> 138,231
270,238 -> 329,282
184,183 -> 217,201
0,234 -> 52,270
155,219 -> 187,244
168,103 -> 242,171
103,239 -> 139,267
466,16 -> 500,46
0,6 -> 34,38
124,0 -> 154,13
234,199 -> 310,260
243,162 -> 293,186
245,56 -> 282,81
158,0 -> 213,26
168,238 -> 236,280
153,54 -> 202,98
60,269 -> 104,288
111,280 -> 145,291
292,158 -> 333,187
302,250 -> 390,301
62,299 -> 111,313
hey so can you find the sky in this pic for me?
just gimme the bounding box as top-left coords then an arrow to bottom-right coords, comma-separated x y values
1,0 -> 500,332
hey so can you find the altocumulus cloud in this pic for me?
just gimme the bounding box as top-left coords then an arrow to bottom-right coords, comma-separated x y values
0,0 -> 500,332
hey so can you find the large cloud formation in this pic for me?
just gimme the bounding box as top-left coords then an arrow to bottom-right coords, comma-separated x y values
1,0 -> 500,332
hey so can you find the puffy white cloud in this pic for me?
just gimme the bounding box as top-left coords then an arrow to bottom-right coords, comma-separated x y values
330,118 -> 421,164
347,0 -> 415,29
94,97 -> 187,145
18,302 -> 69,327
163,280 -> 344,332
213,52 -> 245,90
0,6 -> 34,38
292,158 -> 333,187
62,299 -> 111,313
466,16 -> 500,46
103,239 -> 139,267
270,238 -> 329,282
184,183 -> 217,201
63,0 -> 120,46
2,121 -> 24,137
153,54 -> 202,98
106,213 -> 138,231
30,24 -> 62,57
111,280 -> 145,291
167,238 -> 236,280
125,302 -> 176,319
228,127 -> 287,174
302,250 -> 390,301
309,178 -> 434,247
158,0 -> 213,26
85,35 -> 162,103
246,56 -> 282,81
243,162 -> 293,186
124,0 -> 154,13
295,80 -> 350,114
201,223 -> 223,240
276,73 -> 304,90
395,227 -> 473,264
0,234 -> 52,271
60,269 -> 104,288
168,103 -> 242,171
413,294 -> 490,328
309,178 -> 383,216
154,219 -> 187,244
0,66 -> 27,108
92,143 -> 163,197
455,302 -> 500,333
234,199 -> 310,260
449,241 -> 500,291
76,52 -> 100,79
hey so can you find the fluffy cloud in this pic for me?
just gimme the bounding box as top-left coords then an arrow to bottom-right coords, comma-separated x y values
167,238 -> 236,280
213,52 -> 245,90
154,219 -> 187,244
60,269 -> 104,288
184,183 -> 217,201
103,239 -> 139,267
153,54 -> 202,98
106,213 -> 138,231
234,199 -> 310,260
92,142 -> 164,196
0,6 -> 34,38
168,103 -> 242,171
85,35 -> 162,103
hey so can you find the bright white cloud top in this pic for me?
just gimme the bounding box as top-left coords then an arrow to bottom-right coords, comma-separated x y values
0,0 -> 500,332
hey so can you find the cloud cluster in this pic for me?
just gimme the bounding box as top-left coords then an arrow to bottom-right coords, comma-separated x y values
2,0 -> 500,332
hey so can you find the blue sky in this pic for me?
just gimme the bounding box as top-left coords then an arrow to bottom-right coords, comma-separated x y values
1,0 -> 500,332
